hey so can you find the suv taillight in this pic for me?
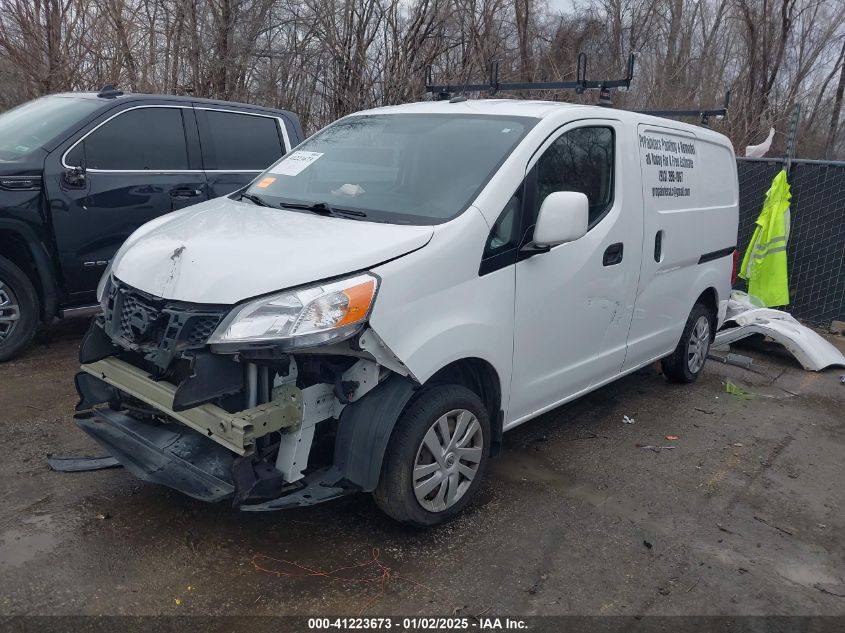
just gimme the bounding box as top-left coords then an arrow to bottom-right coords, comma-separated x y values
731,248 -> 739,285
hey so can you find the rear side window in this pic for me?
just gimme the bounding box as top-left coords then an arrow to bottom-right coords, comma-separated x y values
70,107 -> 189,170
532,126 -> 614,228
199,110 -> 284,170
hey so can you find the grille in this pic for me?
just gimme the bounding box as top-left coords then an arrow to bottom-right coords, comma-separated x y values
187,315 -> 224,345
104,280 -> 227,370
118,292 -> 164,342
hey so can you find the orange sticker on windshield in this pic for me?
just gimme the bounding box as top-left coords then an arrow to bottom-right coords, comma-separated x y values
256,177 -> 276,188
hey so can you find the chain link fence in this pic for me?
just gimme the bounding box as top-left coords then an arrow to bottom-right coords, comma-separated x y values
736,157 -> 845,326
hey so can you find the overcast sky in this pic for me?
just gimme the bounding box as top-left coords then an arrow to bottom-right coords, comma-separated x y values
546,0 -> 577,15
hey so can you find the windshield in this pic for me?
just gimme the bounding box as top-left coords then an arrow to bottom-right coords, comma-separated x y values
247,113 -> 536,224
0,96 -> 102,161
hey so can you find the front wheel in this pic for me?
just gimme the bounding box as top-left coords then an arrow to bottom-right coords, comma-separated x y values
661,303 -> 713,383
0,255 -> 40,362
374,385 -> 490,527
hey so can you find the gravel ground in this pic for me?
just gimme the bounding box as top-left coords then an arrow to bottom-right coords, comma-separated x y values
1,319 -> 844,624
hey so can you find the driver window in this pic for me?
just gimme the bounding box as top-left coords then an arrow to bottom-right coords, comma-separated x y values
532,126 -> 614,228
68,107 -> 189,171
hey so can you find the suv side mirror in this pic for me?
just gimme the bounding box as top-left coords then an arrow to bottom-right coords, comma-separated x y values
533,191 -> 589,247
63,163 -> 86,188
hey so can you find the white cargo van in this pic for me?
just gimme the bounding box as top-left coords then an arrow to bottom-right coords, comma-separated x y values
72,99 -> 739,526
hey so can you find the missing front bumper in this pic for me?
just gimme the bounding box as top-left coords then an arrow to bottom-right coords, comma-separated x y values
75,408 -> 356,509
78,357 -> 302,454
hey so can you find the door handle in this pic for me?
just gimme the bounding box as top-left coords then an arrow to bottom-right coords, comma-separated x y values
654,230 -> 663,262
603,242 -> 624,266
170,188 -> 202,198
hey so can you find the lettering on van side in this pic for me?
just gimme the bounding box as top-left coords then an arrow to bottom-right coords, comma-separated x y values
639,133 -> 696,199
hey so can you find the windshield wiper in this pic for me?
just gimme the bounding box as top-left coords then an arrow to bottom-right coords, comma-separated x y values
279,200 -> 367,219
239,191 -> 271,207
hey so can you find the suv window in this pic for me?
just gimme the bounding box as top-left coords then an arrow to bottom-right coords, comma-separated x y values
69,107 -> 189,170
532,126 -> 614,228
199,110 -> 283,170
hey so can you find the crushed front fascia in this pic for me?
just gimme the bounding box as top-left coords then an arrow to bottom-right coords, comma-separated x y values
358,328 -> 415,380
80,358 -> 303,454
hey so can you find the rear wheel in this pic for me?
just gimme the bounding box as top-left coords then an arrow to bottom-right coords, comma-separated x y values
0,255 -> 39,362
661,303 -> 712,383
374,385 -> 490,527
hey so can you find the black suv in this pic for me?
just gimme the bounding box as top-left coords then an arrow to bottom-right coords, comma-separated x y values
0,87 -> 303,360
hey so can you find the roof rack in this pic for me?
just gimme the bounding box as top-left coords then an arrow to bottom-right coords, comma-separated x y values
637,91 -> 731,126
425,53 -> 635,103
97,84 -> 124,99
425,53 -> 730,125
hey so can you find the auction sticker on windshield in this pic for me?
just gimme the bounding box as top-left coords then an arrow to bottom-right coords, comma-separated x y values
270,150 -> 324,176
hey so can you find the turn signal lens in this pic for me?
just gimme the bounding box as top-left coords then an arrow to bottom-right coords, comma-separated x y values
337,280 -> 377,326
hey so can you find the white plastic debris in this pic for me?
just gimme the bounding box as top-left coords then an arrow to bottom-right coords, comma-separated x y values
715,295 -> 845,371
622,415 -> 635,424
745,127 -> 775,158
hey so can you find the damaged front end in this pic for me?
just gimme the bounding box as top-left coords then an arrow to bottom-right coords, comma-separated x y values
72,276 -> 417,510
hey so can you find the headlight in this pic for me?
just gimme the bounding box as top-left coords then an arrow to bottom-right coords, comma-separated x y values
208,273 -> 379,349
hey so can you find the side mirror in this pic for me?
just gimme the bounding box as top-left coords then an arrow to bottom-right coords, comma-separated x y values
63,163 -> 86,188
533,191 -> 589,247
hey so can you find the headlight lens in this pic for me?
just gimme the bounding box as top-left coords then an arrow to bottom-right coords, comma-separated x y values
208,273 -> 379,348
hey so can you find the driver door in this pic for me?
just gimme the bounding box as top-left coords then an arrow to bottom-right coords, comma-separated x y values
507,121 -> 643,423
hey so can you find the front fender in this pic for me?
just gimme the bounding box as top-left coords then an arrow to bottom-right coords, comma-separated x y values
369,208 -> 515,415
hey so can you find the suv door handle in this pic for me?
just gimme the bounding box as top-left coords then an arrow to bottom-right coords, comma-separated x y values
170,188 -> 202,198
603,242 -> 624,266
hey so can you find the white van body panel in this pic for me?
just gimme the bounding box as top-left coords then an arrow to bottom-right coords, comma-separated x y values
369,206 -> 517,414
110,196 -> 434,303
621,123 -> 738,370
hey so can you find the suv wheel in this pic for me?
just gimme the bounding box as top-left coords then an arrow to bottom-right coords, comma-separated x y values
374,385 -> 490,527
0,255 -> 40,362
661,302 -> 712,383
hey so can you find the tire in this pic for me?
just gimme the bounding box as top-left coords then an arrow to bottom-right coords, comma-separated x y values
661,302 -> 713,384
0,255 -> 40,362
374,384 -> 491,528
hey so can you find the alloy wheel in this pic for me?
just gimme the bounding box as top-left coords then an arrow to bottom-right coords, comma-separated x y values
0,281 -> 20,342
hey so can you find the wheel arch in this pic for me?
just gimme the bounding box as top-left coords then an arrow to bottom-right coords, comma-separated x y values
0,220 -> 59,320
694,286 -> 719,341
424,357 -> 503,456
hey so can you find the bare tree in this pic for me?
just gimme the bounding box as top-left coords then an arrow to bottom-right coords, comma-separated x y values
0,0 -> 842,157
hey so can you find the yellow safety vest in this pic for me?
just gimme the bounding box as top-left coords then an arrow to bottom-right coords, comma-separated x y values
739,169 -> 791,307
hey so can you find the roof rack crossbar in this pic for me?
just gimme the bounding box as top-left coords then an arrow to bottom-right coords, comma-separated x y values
637,91 -> 731,125
425,53 -> 635,100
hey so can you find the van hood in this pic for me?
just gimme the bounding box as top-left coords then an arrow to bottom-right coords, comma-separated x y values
111,196 -> 434,304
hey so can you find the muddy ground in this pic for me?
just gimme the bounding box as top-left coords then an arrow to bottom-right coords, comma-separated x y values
1,319 -> 844,623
